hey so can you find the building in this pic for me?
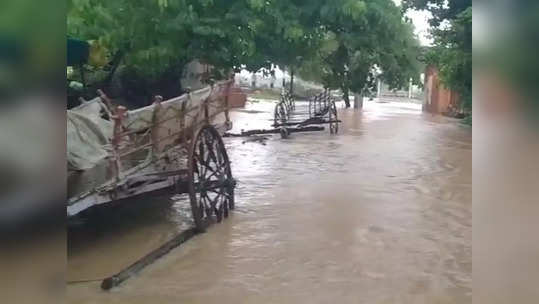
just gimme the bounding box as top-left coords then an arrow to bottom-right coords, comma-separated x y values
423,65 -> 461,115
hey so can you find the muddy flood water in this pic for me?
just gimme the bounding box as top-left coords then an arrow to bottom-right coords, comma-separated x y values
67,98 -> 471,303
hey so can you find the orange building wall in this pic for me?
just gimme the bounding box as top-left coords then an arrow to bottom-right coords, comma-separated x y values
423,65 -> 460,115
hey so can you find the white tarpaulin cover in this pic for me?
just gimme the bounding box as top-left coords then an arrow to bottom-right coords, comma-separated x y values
67,99 -> 113,171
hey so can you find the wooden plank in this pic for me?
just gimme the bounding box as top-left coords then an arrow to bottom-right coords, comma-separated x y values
224,126 -> 324,137
101,227 -> 201,290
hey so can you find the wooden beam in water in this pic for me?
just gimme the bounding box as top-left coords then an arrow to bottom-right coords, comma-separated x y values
101,226 -> 201,290
224,126 -> 324,137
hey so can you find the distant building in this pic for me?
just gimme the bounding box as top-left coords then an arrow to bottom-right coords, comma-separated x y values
423,65 -> 461,115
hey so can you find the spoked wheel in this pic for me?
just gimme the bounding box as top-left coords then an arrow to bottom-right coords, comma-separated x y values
286,93 -> 295,111
188,125 -> 235,231
329,101 -> 339,134
274,102 -> 288,126
286,96 -> 292,112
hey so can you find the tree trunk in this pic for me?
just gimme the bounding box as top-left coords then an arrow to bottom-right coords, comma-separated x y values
104,50 -> 124,87
342,86 -> 350,108
79,63 -> 86,89
354,91 -> 363,109
342,68 -> 350,108
290,69 -> 294,95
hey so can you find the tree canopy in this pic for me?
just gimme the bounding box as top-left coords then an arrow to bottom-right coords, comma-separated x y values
68,0 -> 422,106
403,0 -> 472,115
296,0 -> 422,106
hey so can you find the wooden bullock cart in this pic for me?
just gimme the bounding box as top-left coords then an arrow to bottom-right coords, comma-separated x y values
67,80 -> 236,230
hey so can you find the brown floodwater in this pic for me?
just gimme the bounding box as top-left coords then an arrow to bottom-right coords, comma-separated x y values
67,98 -> 471,303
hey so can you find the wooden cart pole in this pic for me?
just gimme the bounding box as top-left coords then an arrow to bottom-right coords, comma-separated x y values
101,228 -> 199,290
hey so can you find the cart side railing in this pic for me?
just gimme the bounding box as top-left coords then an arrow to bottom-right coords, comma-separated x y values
68,80 -> 234,215
271,88 -> 340,136
99,80 -> 234,182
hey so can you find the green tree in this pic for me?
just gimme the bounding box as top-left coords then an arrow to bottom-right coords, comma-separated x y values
298,0 -> 421,107
67,0 -> 324,99
403,0 -> 472,115
68,0 -> 421,106
239,0 -> 326,93
68,0 -> 194,99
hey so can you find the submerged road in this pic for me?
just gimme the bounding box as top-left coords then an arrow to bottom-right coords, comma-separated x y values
68,98 -> 471,303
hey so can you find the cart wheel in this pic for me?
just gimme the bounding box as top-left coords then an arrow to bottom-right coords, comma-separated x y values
274,102 -> 287,126
329,101 -> 339,134
279,127 -> 290,139
188,125 -> 235,231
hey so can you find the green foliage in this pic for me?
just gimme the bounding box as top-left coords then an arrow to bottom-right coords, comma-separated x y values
404,0 -> 472,114
68,0 -> 422,104
403,0 -> 471,27
68,0 -> 321,79
433,7 -> 472,112
298,0 -> 422,106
